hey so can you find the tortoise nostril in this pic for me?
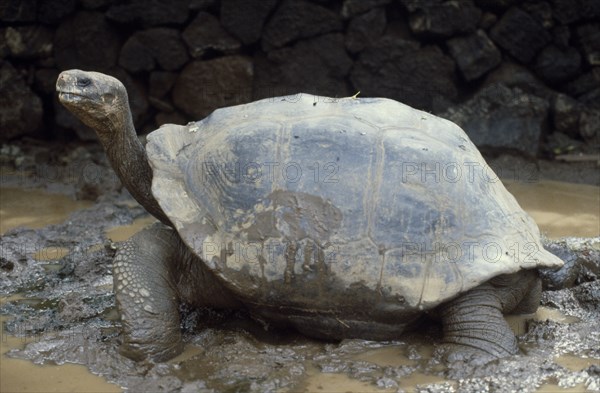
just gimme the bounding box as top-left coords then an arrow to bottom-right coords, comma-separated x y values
77,78 -> 91,87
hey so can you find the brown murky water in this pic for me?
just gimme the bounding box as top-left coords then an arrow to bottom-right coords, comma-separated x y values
1,179 -> 599,392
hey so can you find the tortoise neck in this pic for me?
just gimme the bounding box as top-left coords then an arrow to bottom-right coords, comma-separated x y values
97,105 -> 172,226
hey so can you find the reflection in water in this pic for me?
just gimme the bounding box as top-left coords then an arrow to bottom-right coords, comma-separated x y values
0,180 -> 599,392
0,188 -> 92,235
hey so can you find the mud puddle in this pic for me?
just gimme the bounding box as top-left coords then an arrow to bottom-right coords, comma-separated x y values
1,164 -> 599,392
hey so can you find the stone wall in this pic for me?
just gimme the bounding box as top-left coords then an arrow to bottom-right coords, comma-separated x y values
1,0 -> 598,157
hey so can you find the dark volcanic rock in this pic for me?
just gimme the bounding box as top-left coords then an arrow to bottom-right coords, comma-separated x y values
119,28 -> 188,72
441,83 -> 549,156
579,109 -> 600,143
0,0 -> 37,22
345,7 -> 386,53
34,68 -> 60,94
563,68 -> 600,99
552,94 -> 582,138
106,0 -> 189,26
576,24 -> 600,66
534,45 -> 581,84
4,26 -> 53,59
262,0 -> 343,50
550,0 -> 600,24
473,0 -> 517,12
183,12 -> 240,58
490,7 -> 551,63
341,0 -> 392,18
54,11 -> 120,71
254,33 -> 352,99
172,56 -> 253,118
408,0 -> 482,37
552,25 -> 570,50
484,61 -> 556,100
37,0 -> 76,24
220,0 -> 278,45
447,29 -> 502,81
149,71 -> 177,99
521,0 -> 553,28
0,61 -> 43,141
350,36 -> 457,111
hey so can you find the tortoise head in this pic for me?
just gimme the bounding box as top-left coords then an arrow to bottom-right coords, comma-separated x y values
56,70 -> 129,133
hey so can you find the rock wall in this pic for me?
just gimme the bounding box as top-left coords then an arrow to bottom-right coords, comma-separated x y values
1,0 -> 598,157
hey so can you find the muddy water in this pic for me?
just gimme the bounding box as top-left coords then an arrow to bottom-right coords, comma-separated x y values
1,180 -> 599,392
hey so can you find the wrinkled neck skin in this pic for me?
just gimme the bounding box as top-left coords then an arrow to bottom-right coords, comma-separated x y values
92,102 -> 172,226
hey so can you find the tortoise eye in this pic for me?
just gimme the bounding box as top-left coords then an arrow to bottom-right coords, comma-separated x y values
77,78 -> 91,87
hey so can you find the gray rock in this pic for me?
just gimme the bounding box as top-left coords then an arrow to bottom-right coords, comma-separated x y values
254,33 -> 352,99
579,109 -> 600,143
4,26 -> 53,59
37,0 -> 76,24
341,0 -> 391,18
0,0 -> 37,22
262,0 -> 342,50
345,7 -> 386,53
106,0 -> 189,26
172,56 -> 253,118
120,28 -> 188,72
447,29 -> 502,81
54,11 -> 120,71
220,0 -> 278,45
350,36 -> 457,111
533,45 -> 582,84
576,24 -> 600,66
490,7 -> 551,63
441,83 -> 549,156
552,94 -> 582,137
408,0 -> 482,37
0,61 -> 43,141
550,0 -> 600,24
183,12 -> 240,58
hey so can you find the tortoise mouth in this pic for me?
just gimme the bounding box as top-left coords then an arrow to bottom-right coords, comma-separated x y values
58,90 -> 87,104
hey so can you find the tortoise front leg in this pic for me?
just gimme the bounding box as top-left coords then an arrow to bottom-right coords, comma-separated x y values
112,223 -> 185,361
439,270 -> 539,362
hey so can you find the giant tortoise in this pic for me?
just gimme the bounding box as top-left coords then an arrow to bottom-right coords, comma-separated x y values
56,70 -> 563,362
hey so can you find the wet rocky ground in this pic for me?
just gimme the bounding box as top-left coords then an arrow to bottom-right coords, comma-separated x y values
1,141 -> 599,392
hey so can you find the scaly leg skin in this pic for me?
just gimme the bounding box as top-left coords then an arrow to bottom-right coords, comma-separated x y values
439,270 -> 539,364
112,223 -> 186,361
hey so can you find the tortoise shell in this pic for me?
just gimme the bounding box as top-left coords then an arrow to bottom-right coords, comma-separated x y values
146,94 -> 563,315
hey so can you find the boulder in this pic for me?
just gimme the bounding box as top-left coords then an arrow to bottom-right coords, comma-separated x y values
490,7 -> 551,63
4,26 -> 53,58
341,0 -> 392,18
172,56 -> 253,118
579,109 -> 600,143
483,61 -> 555,99
441,83 -> 549,156
447,29 -> 502,81
0,61 -> 43,141
350,36 -> 457,111
534,45 -> 581,84
345,7 -> 386,53
552,94 -> 582,137
149,71 -> 177,99
183,12 -> 240,58
254,33 -> 352,99
106,0 -> 189,26
0,0 -> 36,22
220,0 -> 278,45
473,0 -> 517,12
408,0 -> 482,37
119,28 -> 188,72
550,0 -> 600,24
521,1 -> 553,28
37,0 -> 76,24
563,68 -> 600,99
576,24 -> 600,66
552,25 -> 570,50
54,11 -> 120,71
261,0 -> 342,50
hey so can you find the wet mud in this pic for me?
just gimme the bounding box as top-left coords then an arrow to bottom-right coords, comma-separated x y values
0,142 -> 599,392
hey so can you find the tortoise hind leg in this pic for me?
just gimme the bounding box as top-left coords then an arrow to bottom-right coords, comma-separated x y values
439,270 -> 539,362
112,223 -> 186,361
